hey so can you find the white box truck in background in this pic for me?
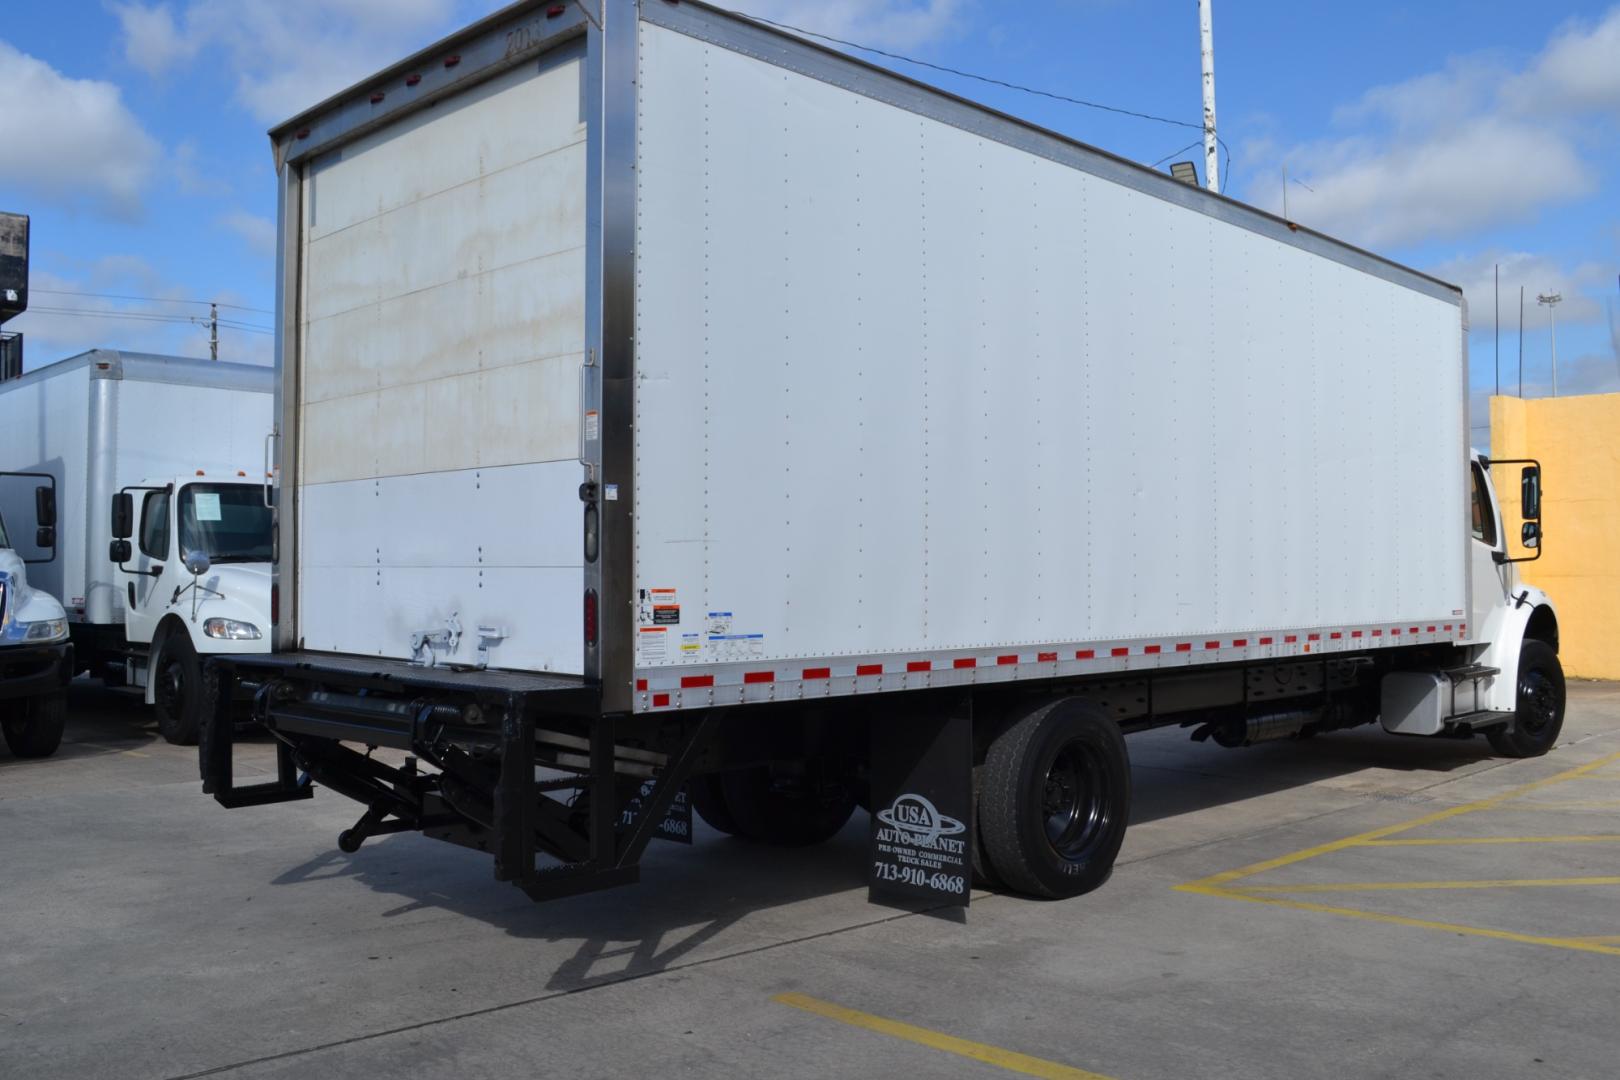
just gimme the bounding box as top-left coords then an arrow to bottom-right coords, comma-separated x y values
0,350 -> 276,744
203,1 -> 1561,908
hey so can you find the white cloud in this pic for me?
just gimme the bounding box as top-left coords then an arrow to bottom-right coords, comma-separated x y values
733,0 -> 963,50
1426,252 -> 1611,335
0,41 -> 161,220
1243,7 -> 1620,249
9,257 -> 272,370
111,0 -> 492,124
220,210 -> 276,257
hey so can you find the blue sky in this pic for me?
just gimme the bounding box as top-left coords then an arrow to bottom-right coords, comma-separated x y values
3,1 -> 1617,441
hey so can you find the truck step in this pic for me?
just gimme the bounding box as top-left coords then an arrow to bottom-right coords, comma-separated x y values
1449,709 -> 1514,730
1441,664 -> 1499,683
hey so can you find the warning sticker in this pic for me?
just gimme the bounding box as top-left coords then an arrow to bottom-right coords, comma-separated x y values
650,587 -> 680,626
679,633 -> 702,659
584,410 -> 600,442
637,626 -> 668,663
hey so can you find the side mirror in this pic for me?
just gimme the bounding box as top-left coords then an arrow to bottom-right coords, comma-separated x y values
184,550 -> 211,577
36,526 -> 55,549
1520,466 -> 1541,520
109,539 -> 132,564
1521,521 -> 1541,550
34,484 -> 55,528
111,492 -> 134,539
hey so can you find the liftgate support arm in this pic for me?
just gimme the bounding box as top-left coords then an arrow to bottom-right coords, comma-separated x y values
199,659 -> 312,808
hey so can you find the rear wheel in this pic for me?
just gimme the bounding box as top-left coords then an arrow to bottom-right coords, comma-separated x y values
688,773 -> 742,836
720,763 -> 858,846
154,632 -> 204,746
2,691 -> 67,758
1488,639 -> 1565,758
979,698 -> 1130,899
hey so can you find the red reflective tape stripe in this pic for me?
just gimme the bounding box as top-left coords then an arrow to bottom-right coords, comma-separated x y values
1077,649 -> 1095,659
1259,637 -> 1273,645
803,667 -> 831,680
1444,624 -> 1453,631
743,671 -> 774,684
1307,634 -> 1321,642
1427,625 -> 1436,633
1392,627 -> 1402,636
652,693 -> 670,707
1111,647 -> 1129,657
1410,627 -> 1419,634
1176,642 -> 1192,652
1371,629 -> 1383,637
907,661 -> 932,673
1037,651 -> 1058,662
953,657 -> 976,669
681,675 -> 714,689
1329,632 -> 1342,640
1144,645 -> 1161,655
1205,641 -> 1220,650
1284,635 -> 1298,643
1232,638 -> 1248,647
856,664 -> 882,677
1351,630 -> 1363,638
997,655 -> 1018,666
1460,623 -> 1467,630
635,679 -> 648,692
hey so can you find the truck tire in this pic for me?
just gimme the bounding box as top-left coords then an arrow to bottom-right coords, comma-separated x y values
2,691 -> 67,758
980,698 -> 1130,900
154,632 -> 204,746
689,774 -> 742,836
720,764 -> 858,846
1488,639 -> 1565,758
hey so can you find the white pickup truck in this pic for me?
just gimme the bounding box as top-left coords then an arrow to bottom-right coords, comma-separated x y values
0,477 -> 71,758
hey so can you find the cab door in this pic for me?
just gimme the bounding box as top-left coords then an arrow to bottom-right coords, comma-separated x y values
1468,460 -> 1510,641
124,487 -> 172,645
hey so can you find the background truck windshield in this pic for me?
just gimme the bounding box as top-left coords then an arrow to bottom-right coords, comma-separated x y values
0,510 -> 9,551
179,484 -> 272,563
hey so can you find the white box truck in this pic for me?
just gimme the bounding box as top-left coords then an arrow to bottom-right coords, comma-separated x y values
203,1 -> 1562,908
0,350 -> 276,745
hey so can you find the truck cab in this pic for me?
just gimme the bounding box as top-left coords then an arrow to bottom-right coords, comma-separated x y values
108,475 -> 272,744
0,480 -> 72,758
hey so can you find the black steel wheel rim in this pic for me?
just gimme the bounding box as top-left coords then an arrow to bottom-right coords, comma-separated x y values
1041,740 -> 1112,861
1518,667 -> 1558,735
157,660 -> 186,717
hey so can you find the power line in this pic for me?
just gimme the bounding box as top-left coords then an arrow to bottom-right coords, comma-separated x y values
728,7 -> 1236,192
30,288 -> 272,315
25,305 -> 273,334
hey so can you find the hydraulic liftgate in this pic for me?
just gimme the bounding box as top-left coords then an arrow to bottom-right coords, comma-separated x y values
201,654 -> 717,900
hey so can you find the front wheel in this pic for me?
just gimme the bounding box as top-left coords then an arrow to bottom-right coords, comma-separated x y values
1488,639 -> 1565,758
154,633 -> 205,746
979,698 -> 1130,899
2,691 -> 67,758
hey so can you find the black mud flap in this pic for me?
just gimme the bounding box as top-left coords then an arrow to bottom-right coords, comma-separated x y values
867,699 -> 973,909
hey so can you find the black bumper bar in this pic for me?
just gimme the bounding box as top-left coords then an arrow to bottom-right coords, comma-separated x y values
0,642 -> 73,703
201,652 -> 713,902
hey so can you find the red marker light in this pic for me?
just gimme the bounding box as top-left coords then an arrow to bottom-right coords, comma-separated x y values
583,589 -> 598,646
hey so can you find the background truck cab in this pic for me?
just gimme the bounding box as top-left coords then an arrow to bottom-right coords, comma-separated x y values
0,475 -> 71,758
108,475 -> 273,744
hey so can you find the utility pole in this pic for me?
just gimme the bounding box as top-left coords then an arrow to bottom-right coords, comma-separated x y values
1493,263 -> 1499,396
1537,292 -> 1561,397
1199,0 -> 1218,193
1517,287 -> 1524,397
209,301 -> 218,361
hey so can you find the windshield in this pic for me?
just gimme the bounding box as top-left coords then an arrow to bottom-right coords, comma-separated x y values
178,484 -> 272,563
0,510 -> 8,551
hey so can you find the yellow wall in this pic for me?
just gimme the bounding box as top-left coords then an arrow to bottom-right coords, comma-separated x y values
1491,392 -> 1620,680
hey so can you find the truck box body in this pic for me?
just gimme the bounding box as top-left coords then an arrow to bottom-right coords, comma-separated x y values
0,350 -> 274,626
273,0 -> 1469,716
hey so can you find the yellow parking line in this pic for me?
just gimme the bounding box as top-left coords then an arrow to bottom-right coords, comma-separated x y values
1508,799 -> 1620,811
773,992 -> 1117,1080
1357,835 -> 1620,847
1176,750 -> 1620,893
1177,884 -> 1620,958
1232,876 -> 1620,894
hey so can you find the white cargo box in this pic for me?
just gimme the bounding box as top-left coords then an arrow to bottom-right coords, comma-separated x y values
271,1 -> 1469,715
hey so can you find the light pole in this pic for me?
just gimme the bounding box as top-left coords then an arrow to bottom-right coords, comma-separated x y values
1537,293 -> 1562,397
1199,0 -> 1218,193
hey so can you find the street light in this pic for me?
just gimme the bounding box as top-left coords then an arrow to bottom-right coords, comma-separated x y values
1537,293 -> 1562,397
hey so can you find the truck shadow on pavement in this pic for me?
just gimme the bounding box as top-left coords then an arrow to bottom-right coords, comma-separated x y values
0,679 -> 158,767
258,725 -> 1505,997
